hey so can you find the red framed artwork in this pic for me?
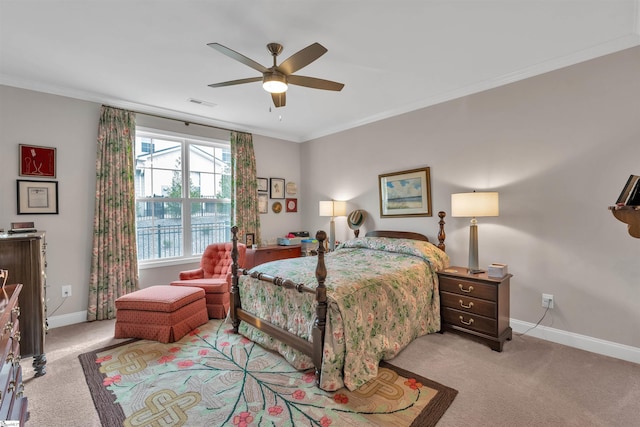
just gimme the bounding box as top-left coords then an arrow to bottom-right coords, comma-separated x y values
286,198 -> 298,212
19,144 -> 57,178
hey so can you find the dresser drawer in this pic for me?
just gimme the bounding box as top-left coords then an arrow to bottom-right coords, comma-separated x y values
439,276 -> 497,301
442,307 -> 497,336
440,291 -> 497,318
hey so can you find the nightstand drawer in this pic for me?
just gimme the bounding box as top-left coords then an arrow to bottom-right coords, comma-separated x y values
442,307 -> 496,336
439,276 -> 497,301
440,291 -> 497,318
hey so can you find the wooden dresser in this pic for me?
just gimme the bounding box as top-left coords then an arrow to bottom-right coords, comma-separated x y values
0,284 -> 28,425
245,245 -> 302,269
437,267 -> 512,351
0,232 -> 47,376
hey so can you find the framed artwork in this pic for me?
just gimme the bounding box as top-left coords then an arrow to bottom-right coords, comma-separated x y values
286,198 -> 298,212
378,167 -> 432,217
17,179 -> 59,214
270,178 -> 285,199
245,233 -> 255,247
19,144 -> 57,178
257,177 -> 268,193
272,201 -> 283,214
286,181 -> 297,195
258,193 -> 268,214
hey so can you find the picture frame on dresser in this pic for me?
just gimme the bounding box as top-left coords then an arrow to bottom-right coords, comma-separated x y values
17,179 -> 59,214
378,167 -> 432,217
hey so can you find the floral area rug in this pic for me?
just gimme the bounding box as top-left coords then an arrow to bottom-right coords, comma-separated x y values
79,320 -> 457,427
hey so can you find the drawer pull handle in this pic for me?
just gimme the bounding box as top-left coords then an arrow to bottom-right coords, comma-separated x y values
459,300 -> 474,309
458,284 -> 474,293
459,316 -> 474,326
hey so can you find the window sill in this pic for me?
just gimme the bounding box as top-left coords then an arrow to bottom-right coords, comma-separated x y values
138,256 -> 200,270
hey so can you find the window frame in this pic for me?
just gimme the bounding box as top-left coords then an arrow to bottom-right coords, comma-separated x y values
134,127 -> 231,267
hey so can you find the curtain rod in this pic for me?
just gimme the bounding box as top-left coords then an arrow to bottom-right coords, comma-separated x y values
103,104 -> 236,134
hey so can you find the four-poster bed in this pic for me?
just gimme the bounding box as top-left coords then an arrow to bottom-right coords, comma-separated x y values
230,211 -> 448,391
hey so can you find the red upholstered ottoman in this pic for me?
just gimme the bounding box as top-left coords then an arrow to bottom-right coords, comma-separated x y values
114,285 -> 209,343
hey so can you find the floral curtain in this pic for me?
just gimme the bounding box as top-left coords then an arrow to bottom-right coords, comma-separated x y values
87,106 -> 139,321
230,131 -> 260,244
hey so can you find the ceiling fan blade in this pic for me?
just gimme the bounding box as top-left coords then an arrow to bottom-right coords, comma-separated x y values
207,43 -> 268,73
208,77 -> 262,88
288,75 -> 344,91
278,42 -> 327,75
271,92 -> 286,108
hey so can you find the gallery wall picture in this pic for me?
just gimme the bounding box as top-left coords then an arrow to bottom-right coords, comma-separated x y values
17,179 -> 59,214
19,144 -> 57,178
270,178 -> 285,199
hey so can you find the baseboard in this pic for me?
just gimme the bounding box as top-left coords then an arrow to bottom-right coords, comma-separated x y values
48,310 -> 88,329
511,319 -> 640,364
48,311 -> 639,364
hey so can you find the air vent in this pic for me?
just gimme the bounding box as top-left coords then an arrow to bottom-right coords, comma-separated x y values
187,98 -> 217,108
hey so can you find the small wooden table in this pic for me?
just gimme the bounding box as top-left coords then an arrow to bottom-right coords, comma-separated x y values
437,266 -> 512,352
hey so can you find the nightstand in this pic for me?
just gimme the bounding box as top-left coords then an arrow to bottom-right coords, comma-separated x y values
437,266 -> 512,352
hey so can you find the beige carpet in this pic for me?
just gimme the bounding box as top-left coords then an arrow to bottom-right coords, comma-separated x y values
22,319 -> 640,426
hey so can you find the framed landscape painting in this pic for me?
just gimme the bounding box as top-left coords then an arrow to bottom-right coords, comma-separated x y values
378,167 -> 432,217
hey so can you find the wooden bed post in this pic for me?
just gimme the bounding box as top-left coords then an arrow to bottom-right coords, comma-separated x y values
230,226 -> 241,333
311,230 -> 328,386
438,211 -> 446,252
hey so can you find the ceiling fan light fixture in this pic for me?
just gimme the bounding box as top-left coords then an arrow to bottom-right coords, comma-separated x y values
263,71 -> 288,93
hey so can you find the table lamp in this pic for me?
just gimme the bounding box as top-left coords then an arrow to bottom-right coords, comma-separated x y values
319,200 -> 347,250
451,192 -> 499,273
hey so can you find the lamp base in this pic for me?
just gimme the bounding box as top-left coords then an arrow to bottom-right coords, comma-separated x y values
468,268 -> 485,274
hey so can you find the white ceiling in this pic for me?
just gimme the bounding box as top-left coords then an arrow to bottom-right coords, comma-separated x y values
1,1 -> 639,142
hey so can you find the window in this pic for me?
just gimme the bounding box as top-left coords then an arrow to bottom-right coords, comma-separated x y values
134,129 -> 231,263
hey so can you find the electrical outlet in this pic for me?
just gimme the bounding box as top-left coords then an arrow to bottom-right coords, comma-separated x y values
542,293 -> 554,309
62,285 -> 72,298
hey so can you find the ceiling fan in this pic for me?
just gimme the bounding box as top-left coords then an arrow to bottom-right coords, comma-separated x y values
207,42 -> 344,108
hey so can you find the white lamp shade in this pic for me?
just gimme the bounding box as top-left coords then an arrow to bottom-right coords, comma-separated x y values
319,200 -> 347,217
451,192 -> 499,217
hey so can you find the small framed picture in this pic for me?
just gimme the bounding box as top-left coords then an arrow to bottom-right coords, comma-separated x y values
258,193 -> 268,214
257,177 -> 268,192
17,179 -> 59,214
245,233 -> 255,247
270,178 -> 285,199
19,144 -> 57,178
286,198 -> 298,212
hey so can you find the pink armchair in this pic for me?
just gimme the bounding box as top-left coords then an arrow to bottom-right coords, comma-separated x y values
171,242 -> 246,319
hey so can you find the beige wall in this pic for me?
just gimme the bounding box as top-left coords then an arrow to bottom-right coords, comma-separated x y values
1,46 -> 638,359
301,47 -> 640,351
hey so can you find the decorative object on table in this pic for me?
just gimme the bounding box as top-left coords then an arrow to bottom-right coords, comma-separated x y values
451,191 -> 499,274
487,263 -> 508,278
347,209 -> 367,237
19,144 -> 56,178
286,181 -> 297,195
16,179 -> 59,215
272,201 -> 282,213
286,198 -> 297,212
258,193 -> 268,214
270,178 -> 285,199
378,167 -> 432,217
9,221 -> 36,234
245,233 -> 255,247
257,177 -> 268,192
319,200 -> 347,250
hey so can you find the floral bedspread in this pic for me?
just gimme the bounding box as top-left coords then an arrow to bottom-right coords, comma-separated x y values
238,237 -> 449,391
